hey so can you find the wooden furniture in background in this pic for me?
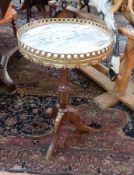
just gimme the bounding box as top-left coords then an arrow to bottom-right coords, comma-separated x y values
121,0 -> 134,26
112,0 -> 134,26
112,0 -> 124,12
20,0 -> 49,23
81,27 -> 134,110
0,2 -> 18,94
20,0 -> 31,23
63,6 -> 134,111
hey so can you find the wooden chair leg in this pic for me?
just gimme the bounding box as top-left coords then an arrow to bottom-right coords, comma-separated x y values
11,17 -> 17,37
87,6 -> 90,13
114,52 -> 134,92
115,28 -> 134,92
41,5 -> 47,18
26,0 -> 31,23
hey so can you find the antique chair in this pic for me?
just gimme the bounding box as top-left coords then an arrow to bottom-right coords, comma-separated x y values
20,0 -> 49,23
48,0 -> 134,26
0,1 -> 18,94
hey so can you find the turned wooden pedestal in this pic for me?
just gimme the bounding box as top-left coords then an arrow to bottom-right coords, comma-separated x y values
45,68 -> 96,160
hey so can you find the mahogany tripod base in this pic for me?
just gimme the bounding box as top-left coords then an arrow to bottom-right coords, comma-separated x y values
45,106 -> 96,160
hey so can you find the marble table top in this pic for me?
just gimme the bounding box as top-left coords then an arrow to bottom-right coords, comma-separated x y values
20,23 -> 113,55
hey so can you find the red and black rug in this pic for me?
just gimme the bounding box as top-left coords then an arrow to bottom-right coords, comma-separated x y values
0,96 -> 134,175
0,90 -> 134,174
0,3 -> 134,174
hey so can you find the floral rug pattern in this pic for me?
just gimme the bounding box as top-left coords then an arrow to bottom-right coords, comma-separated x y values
0,1 -> 134,174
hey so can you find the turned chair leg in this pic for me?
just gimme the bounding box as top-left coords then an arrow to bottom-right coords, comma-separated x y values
11,17 -> 17,37
26,0 -> 31,23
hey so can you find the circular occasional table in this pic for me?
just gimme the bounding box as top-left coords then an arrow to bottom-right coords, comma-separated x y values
17,18 -> 114,160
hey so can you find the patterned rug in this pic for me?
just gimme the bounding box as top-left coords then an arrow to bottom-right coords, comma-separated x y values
0,2 -> 134,174
1,99 -> 134,175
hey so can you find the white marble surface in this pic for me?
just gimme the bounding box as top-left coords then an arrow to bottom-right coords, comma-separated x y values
21,23 -> 113,54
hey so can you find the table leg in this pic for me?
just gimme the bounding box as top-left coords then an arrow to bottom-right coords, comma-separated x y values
45,68 -> 97,160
